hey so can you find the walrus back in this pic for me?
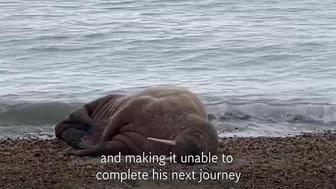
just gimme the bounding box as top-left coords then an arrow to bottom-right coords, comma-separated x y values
113,87 -> 217,155
132,85 -> 207,118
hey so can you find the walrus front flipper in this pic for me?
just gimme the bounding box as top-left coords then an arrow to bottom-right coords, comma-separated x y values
67,139 -> 130,156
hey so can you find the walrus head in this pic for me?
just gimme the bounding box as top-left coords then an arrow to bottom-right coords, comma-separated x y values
148,133 -> 208,164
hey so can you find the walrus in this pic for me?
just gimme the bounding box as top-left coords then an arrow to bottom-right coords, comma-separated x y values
55,85 -> 219,161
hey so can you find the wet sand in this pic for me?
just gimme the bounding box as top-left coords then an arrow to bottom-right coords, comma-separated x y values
1,131 -> 335,189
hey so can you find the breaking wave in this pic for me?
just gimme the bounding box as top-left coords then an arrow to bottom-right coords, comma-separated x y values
206,101 -> 336,125
1,100 -> 336,126
0,99 -> 335,138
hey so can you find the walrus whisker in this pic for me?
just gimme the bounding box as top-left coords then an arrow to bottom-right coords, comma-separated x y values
147,137 -> 176,145
164,156 -> 175,162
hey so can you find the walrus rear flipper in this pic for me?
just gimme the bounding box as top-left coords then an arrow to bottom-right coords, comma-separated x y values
60,127 -> 90,150
69,109 -> 96,129
55,116 -> 93,149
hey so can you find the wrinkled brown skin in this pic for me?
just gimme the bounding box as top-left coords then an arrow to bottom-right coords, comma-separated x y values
54,85 -> 219,160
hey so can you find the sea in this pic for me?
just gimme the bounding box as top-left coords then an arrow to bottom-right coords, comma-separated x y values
1,0 -> 336,139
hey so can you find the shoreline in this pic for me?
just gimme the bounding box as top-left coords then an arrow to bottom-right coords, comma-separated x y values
1,131 -> 335,189
1,128 -> 335,141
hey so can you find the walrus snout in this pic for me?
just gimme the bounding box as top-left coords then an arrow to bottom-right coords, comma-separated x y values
174,136 -> 206,164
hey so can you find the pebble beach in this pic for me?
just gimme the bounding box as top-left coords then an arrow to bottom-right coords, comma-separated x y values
1,131 -> 335,189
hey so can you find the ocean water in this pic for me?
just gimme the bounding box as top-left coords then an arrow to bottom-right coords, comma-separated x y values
1,0 -> 336,139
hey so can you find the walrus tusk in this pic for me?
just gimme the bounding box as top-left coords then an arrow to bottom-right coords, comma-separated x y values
147,137 -> 176,145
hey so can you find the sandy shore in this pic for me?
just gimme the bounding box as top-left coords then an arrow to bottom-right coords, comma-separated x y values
1,131 -> 335,189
